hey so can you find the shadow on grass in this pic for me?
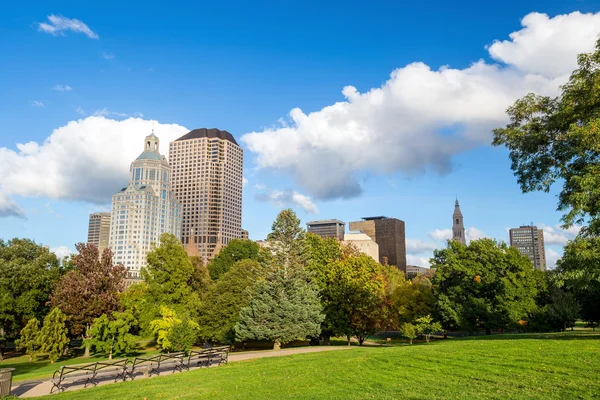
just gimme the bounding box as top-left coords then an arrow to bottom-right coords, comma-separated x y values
454,332 -> 600,342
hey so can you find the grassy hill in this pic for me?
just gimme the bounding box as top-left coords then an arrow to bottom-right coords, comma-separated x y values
45,332 -> 600,400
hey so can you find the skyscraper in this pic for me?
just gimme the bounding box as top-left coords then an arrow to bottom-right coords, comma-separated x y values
108,132 -> 181,279
349,216 -> 407,271
307,219 -> 345,240
509,225 -> 546,271
452,199 -> 466,245
88,212 -> 111,254
169,128 -> 243,262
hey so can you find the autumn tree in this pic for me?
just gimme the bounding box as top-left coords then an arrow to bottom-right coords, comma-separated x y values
15,318 -> 40,362
493,39 -> 600,236
85,311 -> 139,359
0,238 -> 64,343
150,306 -> 198,353
432,239 -> 538,334
38,308 -> 69,363
49,243 -> 126,356
207,239 -> 260,280
392,274 -> 435,325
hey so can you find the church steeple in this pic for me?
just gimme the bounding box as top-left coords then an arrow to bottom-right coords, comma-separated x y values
452,199 -> 466,245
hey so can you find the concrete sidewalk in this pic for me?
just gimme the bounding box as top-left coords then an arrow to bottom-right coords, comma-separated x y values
12,346 -> 353,398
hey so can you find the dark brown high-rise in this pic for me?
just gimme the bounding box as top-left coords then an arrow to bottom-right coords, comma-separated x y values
349,216 -> 407,271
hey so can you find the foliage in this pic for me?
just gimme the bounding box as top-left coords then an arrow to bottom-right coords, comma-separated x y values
544,289 -> 580,332
267,208 -> 307,271
235,268 -> 323,349
207,239 -> 260,280
119,282 -> 153,334
431,239 -> 539,334
150,306 -> 199,352
49,243 -> 126,342
189,256 -> 212,293
493,39 -> 600,235
391,274 -> 435,325
15,318 -> 40,362
399,322 -> 417,344
38,308 -> 69,363
0,238 -> 64,341
85,311 -> 139,359
198,259 -> 266,344
414,315 -> 443,342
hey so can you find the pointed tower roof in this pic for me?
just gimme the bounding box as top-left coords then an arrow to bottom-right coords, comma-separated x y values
453,199 -> 463,216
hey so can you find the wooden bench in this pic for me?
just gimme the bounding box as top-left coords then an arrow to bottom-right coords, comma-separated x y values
50,359 -> 128,393
127,352 -> 185,380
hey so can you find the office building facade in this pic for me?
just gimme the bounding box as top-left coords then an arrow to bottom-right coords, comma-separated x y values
343,231 -> 379,262
169,128 -> 243,262
349,216 -> 407,271
307,219 -> 346,241
88,212 -> 111,255
108,132 -> 181,278
509,225 -> 546,271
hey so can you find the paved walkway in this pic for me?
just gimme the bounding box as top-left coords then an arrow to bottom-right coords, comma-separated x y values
13,346 -> 353,398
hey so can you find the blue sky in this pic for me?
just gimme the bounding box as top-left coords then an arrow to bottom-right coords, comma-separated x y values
1,0 -> 598,267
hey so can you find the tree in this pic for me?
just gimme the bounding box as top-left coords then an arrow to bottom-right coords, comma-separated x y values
235,268 -> 324,350
399,322 -> 417,345
545,289 -> 580,332
431,239 -> 538,335
0,238 -> 64,343
267,209 -> 307,270
49,243 -> 126,356
85,311 -> 139,359
150,306 -> 198,352
198,259 -> 267,344
391,275 -> 435,325
207,239 -> 260,280
414,315 -> 443,343
189,256 -> 211,293
119,282 -> 153,334
493,39 -> 600,235
15,318 -> 40,362
38,308 -> 69,363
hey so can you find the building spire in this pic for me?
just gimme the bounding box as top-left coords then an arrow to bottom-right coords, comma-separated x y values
452,198 -> 466,245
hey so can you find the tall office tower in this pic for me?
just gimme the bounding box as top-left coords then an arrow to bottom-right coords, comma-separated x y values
452,199 -> 466,245
169,128 -> 243,262
349,216 -> 407,271
241,229 -> 249,240
307,219 -> 346,241
108,132 -> 181,279
87,212 -> 111,254
509,225 -> 547,271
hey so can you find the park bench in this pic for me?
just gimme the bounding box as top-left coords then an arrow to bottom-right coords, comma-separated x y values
50,359 -> 128,393
127,352 -> 185,380
185,345 -> 230,370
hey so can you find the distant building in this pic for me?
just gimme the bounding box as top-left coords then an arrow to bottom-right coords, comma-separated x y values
241,229 -> 249,240
406,265 -> 430,277
88,212 -> 111,255
349,216 -> 407,271
109,132 -> 182,279
343,231 -> 379,262
452,199 -> 466,245
509,225 -> 546,271
307,219 -> 345,241
169,128 -> 243,263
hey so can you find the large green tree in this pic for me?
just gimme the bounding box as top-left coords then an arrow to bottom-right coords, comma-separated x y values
85,311 -> 139,359
198,259 -> 267,344
391,274 -> 435,325
267,209 -> 307,270
49,243 -> 126,356
432,239 -> 539,334
235,268 -> 323,350
493,39 -> 600,235
38,308 -> 69,363
0,238 -> 64,342
207,239 -> 260,280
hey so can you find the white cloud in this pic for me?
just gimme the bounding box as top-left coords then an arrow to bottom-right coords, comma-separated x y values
0,191 -> 26,219
53,84 -> 72,92
545,248 -> 562,270
31,101 -> 45,107
540,223 -> 582,245
242,177 -> 248,187
132,112 -> 144,118
256,187 -> 319,214
466,227 -> 488,242
241,11 -> 600,200
407,254 -> 431,268
38,14 -> 99,39
429,227 -> 487,243
75,106 -> 86,116
0,117 -> 188,204
102,52 -> 114,60
94,109 -> 129,118
51,246 -> 74,259
406,239 -> 438,253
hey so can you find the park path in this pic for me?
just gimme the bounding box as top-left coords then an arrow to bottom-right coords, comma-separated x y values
13,346 -> 353,398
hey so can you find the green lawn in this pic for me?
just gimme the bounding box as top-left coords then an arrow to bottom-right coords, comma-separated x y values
44,332 -> 600,400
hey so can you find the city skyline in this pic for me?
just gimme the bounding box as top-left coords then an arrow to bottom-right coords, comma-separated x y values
1,3 -> 596,268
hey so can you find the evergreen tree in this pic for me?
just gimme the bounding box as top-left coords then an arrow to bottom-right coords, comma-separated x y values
15,318 -> 40,362
85,311 -> 139,359
267,209 -> 307,271
38,308 -> 69,363
235,268 -> 323,350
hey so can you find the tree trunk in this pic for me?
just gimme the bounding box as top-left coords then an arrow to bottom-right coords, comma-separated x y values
83,326 -> 91,358
409,338 -> 413,345
358,336 -> 365,346
273,339 -> 281,350
346,335 -> 352,346
485,328 -> 491,335
425,334 -> 430,343
321,332 -> 331,346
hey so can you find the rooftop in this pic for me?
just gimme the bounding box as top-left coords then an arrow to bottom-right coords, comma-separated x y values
361,216 -> 388,221
307,219 -> 345,226
175,128 -> 238,145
